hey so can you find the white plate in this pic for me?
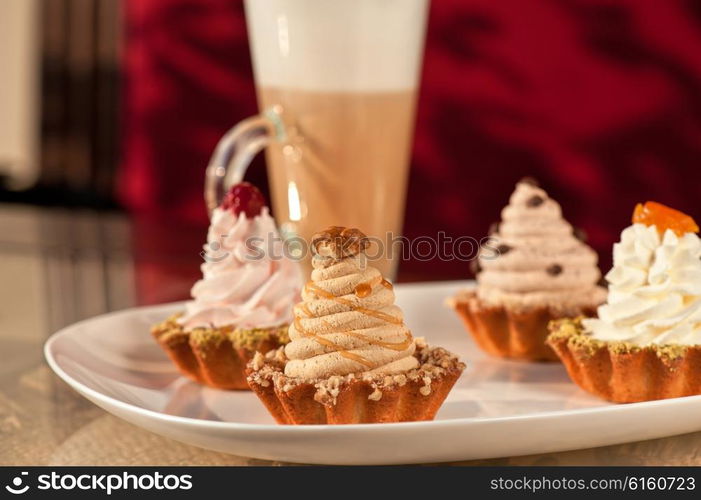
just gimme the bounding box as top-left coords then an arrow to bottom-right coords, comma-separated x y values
44,281 -> 701,465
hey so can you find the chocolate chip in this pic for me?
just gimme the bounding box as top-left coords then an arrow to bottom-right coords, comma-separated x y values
546,264 -> 563,276
488,222 -> 500,235
526,195 -> 545,207
573,227 -> 588,242
519,176 -> 540,187
470,258 -> 482,275
496,244 -> 512,255
597,277 -> 608,288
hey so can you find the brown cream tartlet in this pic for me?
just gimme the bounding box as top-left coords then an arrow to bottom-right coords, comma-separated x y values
449,179 -> 605,361
247,338 -> 464,424
247,226 -> 465,424
451,291 -> 598,361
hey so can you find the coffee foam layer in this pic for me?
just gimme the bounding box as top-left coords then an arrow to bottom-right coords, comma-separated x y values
244,0 -> 428,91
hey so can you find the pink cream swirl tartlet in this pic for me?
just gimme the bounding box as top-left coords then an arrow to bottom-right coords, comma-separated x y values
179,206 -> 301,330
152,181 -> 302,390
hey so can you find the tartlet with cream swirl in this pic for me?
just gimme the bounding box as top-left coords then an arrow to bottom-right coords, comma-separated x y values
449,178 -> 606,361
151,183 -> 301,390
247,226 -> 465,425
548,202 -> 701,403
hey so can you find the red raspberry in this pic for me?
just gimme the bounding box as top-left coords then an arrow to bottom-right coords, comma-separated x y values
220,182 -> 266,218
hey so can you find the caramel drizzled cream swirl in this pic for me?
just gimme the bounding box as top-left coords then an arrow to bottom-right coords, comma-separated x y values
284,227 -> 419,379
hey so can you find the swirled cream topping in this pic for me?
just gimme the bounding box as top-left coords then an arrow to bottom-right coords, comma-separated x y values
179,207 -> 301,330
284,247 -> 419,379
476,180 -> 606,310
583,223 -> 701,345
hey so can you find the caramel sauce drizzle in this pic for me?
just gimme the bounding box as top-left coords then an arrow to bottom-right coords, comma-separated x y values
354,282 -> 372,298
306,282 -> 402,325
345,330 -> 413,351
299,303 -> 313,318
354,276 -> 392,296
293,317 -> 372,367
294,279 -> 410,367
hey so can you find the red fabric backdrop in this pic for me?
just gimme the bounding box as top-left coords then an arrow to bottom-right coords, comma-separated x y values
119,0 -> 701,281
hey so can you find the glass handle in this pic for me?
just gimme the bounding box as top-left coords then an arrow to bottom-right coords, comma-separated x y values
204,106 -> 286,216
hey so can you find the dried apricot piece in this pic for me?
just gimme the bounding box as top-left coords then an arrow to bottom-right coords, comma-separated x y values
632,201 -> 699,236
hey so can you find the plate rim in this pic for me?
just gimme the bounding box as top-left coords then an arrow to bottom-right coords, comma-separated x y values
43,281 -> 701,435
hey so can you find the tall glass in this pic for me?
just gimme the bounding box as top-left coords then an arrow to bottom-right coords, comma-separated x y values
205,0 -> 429,279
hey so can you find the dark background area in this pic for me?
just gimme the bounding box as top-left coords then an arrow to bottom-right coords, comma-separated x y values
5,0 -> 701,284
